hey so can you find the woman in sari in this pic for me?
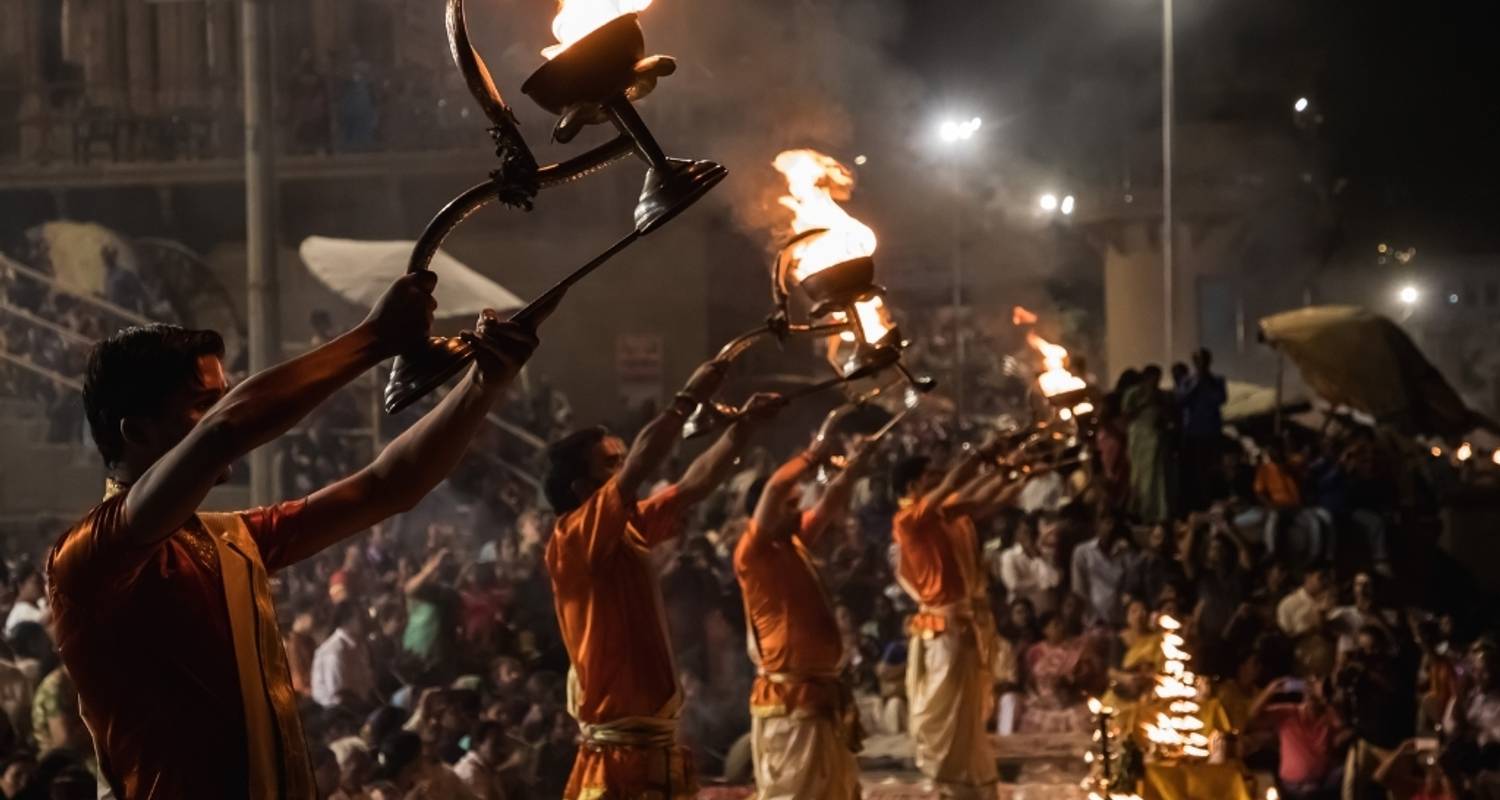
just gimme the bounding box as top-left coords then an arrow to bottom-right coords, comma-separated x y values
1123,365 -> 1175,523
1019,612 -> 1095,734
1102,600 -> 1164,732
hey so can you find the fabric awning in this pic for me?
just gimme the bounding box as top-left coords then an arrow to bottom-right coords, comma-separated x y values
299,237 -> 524,319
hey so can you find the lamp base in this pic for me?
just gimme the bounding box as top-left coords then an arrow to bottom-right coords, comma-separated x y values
635,158 -> 728,235
384,336 -> 475,414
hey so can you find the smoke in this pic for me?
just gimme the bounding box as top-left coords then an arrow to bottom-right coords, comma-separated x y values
646,0 -> 925,248
467,0 -> 925,253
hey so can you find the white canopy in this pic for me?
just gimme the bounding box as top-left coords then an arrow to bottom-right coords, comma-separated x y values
299,236 -> 524,319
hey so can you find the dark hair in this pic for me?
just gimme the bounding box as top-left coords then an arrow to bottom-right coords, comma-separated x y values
544,426 -> 610,514
363,705 -> 410,743
891,456 -> 932,498
330,601 -> 362,631
83,324 -> 225,466
471,719 -> 505,747
745,476 -> 769,517
374,731 -> 422,781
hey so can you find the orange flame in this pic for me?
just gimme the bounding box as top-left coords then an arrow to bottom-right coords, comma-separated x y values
542,0 -> 653,59
772,149 -> 878,282
1012,305 -> 1038,326
1026,332 -> 1087,398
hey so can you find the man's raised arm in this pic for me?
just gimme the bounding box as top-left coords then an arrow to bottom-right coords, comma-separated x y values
284,311 -> 538,563
615,360 -> 727,501
673,393 -> 783,507
124,272 -> 439,548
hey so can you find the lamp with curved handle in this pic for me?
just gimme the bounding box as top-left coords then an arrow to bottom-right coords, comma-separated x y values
383,0 -> 727,414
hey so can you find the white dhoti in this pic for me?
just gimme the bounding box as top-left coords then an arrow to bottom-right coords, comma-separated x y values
906,627 -> 997,799
750,713 -> 861,800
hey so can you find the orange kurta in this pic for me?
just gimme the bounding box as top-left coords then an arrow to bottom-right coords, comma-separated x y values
47,487 -> 315,800
892,496 -> 988,635
734,520 -> 844,718
546,476 -> 698,799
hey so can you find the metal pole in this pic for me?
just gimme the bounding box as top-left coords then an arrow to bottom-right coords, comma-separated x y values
1162,0 -> 1175,364
951,159 -> 966,422
244,0 -> 280,506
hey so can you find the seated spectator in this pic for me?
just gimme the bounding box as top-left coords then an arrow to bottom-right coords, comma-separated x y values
312,601 -> 379,710
1126,523 -> 1186,616
1251,676 -> 1350,800
1445,643 -> 1500,748
453,720 -> 514,800
997,513 -> 1061,614
1278,562 -> 1335,639
1070,513 -> 1135,626
1019,611 -> 1093,734
1374,738 -> 1459,800
1325,572 -> 1399,657
3,566 -> 47,637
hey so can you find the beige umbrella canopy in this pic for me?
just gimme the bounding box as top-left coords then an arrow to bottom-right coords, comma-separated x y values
1259,305 -> 1494,438
298,237 -> 524,319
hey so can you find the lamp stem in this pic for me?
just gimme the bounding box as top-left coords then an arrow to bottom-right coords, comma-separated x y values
604,96 -> 671,170
511,229 -> 642,329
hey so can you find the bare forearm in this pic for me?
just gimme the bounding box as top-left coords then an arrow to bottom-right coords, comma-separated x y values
126,325 -> 386,544
618,409 -> 687,498
923,451 -> 983,509
366,366 -> 500,513
753,452 -> 814,536
678,421 -> 754,505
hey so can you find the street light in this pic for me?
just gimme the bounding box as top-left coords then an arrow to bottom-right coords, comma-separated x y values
935,113 -> 984,420
1060,194 -> 1076,216
1038,193 -> 1059,212
1294,96 -> 1310,113
1399,285 -> 1419,305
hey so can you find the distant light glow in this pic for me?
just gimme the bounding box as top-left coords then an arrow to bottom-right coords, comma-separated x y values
1492,450 -> 1500,466
938,116 -> 984,143
1431,446 -> 1443,458
1294,97 -> 1310,113
854,154 -> 868,166
1398,285 -> 1419,305
1061,195 -> 1076,215
1039,193 -> 1060,211
1450,293 -> 1460,304
1377,243 -> 1389,254
1459,443 -> 1474,462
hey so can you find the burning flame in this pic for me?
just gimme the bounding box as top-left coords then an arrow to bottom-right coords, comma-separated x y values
1141,613 -> 1211,760
773,149 -> 878,281
541,0 -> 652,59
1027,332 -> 1088,398
1012,305 -> 1038,326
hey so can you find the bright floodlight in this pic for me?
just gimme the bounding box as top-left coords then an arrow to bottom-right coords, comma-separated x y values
1060,195 -> 1076,215
1398,285 -> 1419,305
1294,97 -> 1310,113
938,116 -> 983,144
1038,193 -> 1059,212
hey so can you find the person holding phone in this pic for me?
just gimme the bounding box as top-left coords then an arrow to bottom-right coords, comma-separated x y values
1250,676 -> 1352,800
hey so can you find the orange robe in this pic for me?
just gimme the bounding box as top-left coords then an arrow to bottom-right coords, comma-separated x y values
735,519 -> 862,799
892,496 -> 998,797
546,476 -> 697,800
47,484 -> 316,800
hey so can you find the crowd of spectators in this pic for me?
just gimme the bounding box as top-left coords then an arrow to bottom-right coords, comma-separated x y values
2,321 -> 1499,798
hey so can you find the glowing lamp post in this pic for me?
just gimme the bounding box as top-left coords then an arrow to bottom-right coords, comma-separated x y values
383,0 -> 727,414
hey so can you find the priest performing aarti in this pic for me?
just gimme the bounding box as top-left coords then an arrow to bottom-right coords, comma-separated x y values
48,275 -> 536,799
736,408 -> 875,800
543,360 -> 783,800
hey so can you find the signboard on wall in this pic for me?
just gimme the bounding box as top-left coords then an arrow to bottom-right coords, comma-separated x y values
616,333 -> 664,406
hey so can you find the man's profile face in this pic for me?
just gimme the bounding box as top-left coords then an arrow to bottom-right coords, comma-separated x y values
135,355 -> 230,481
587,436 -> 628,486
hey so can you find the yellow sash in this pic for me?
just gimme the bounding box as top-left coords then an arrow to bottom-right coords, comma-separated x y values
200,512 -> 316,800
